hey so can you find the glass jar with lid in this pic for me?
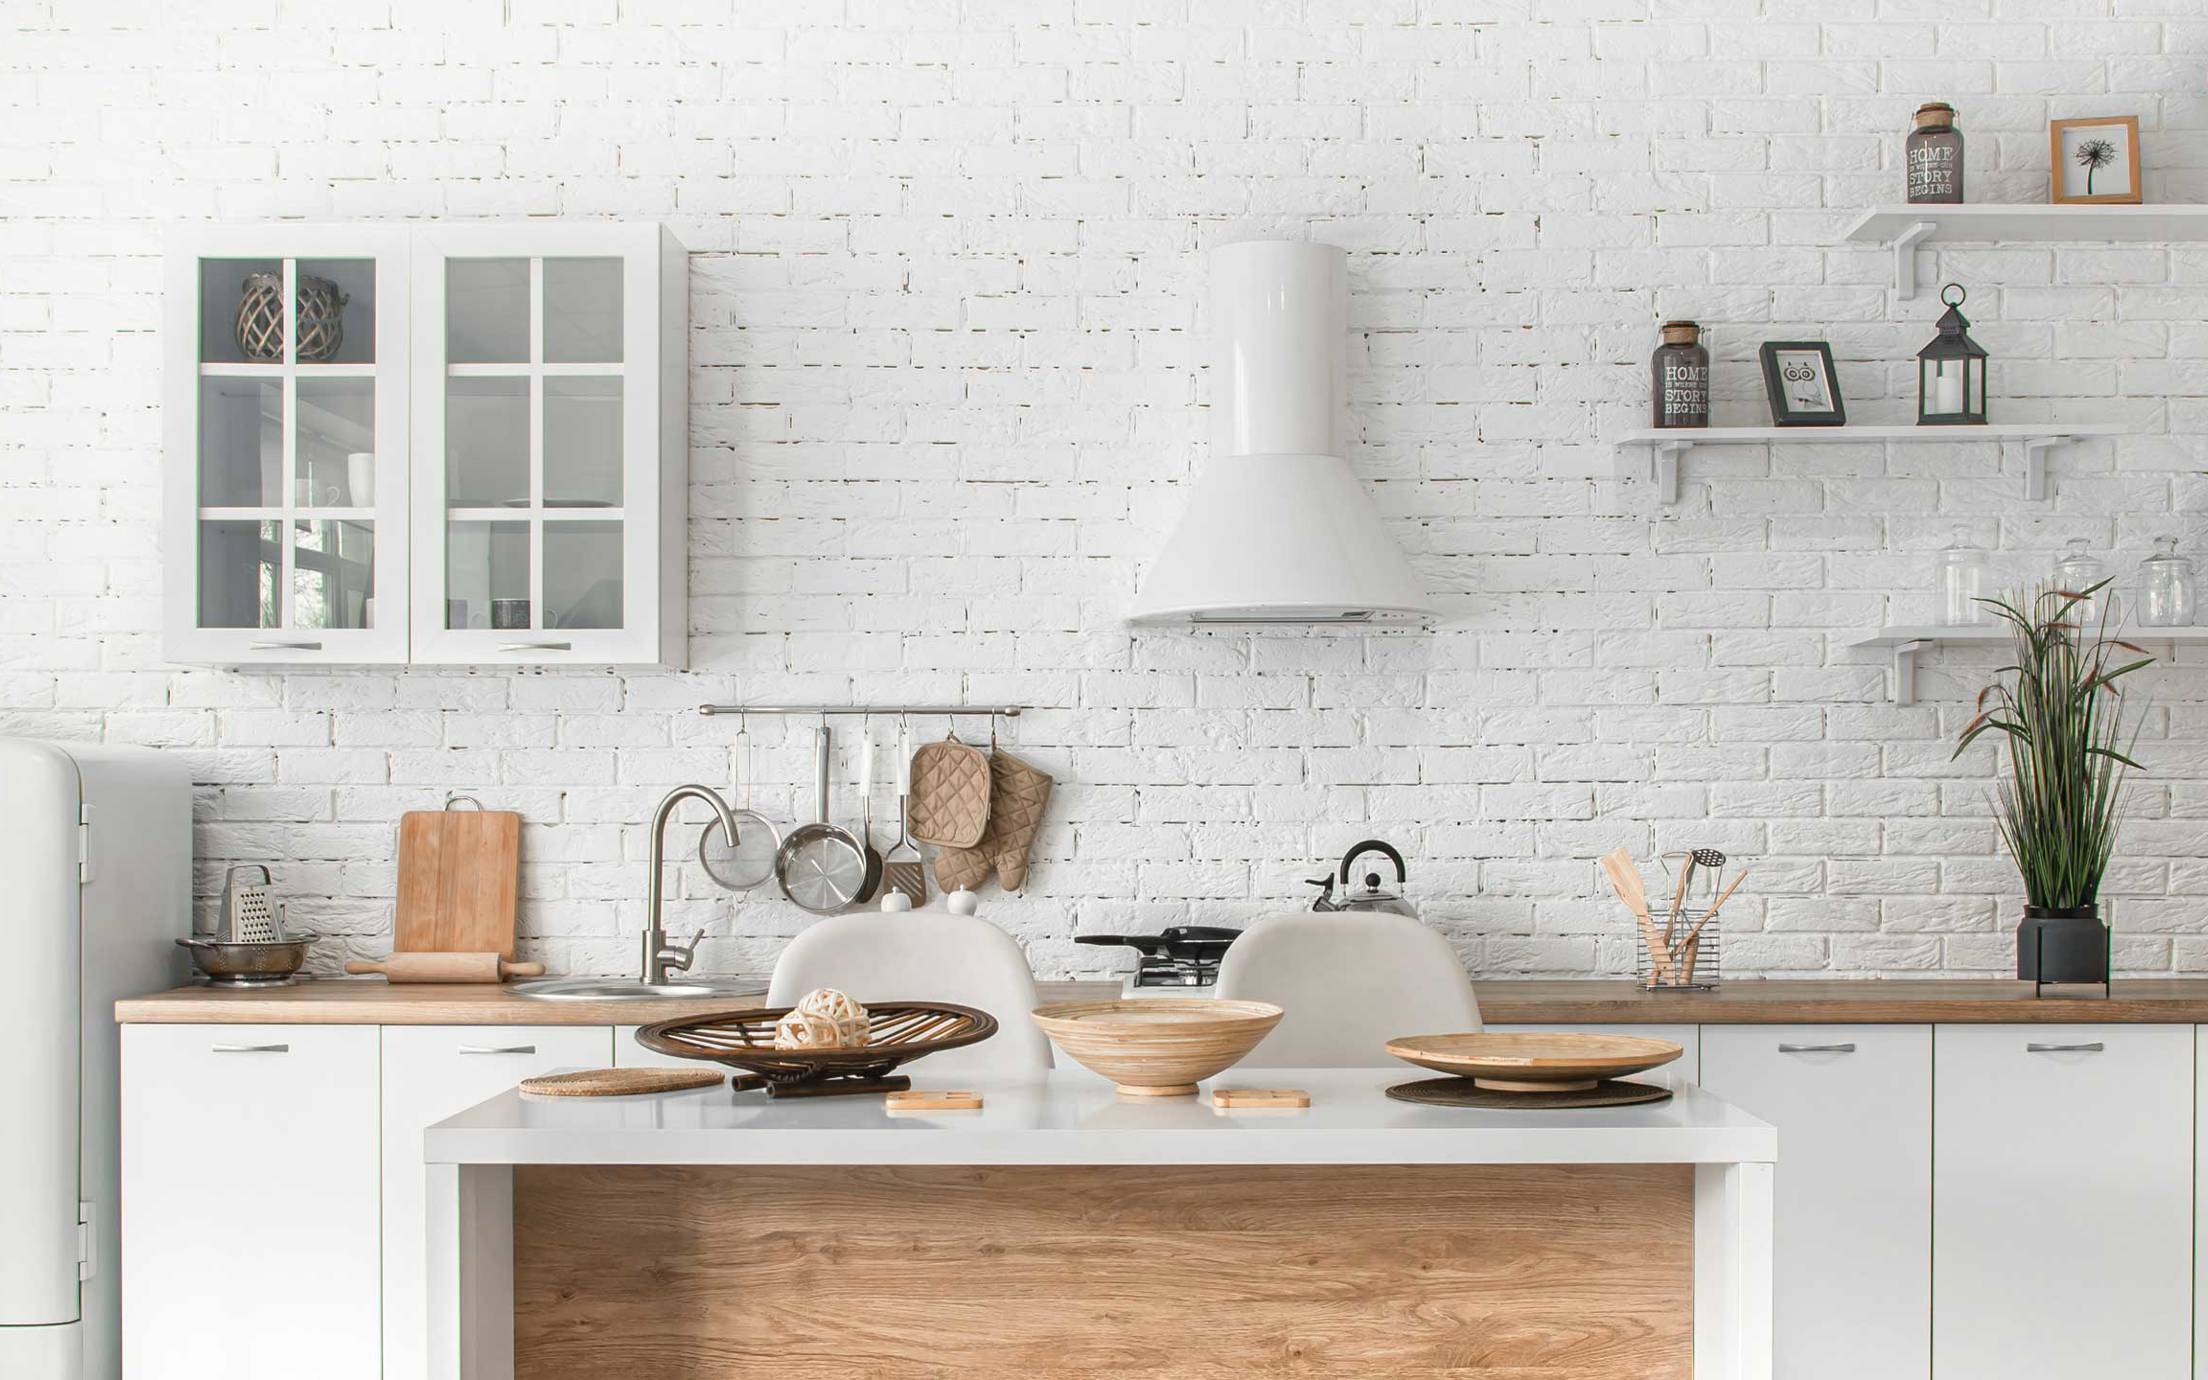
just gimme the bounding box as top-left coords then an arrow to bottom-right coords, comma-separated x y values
2139,536 -> 2197,628
1935,539 -> 1988,626
2054,537 -> 2108,625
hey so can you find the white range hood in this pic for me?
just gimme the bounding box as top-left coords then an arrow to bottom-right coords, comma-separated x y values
1130,239 -> 1436,626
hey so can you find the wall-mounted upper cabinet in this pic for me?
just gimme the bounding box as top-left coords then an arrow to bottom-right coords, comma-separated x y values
162,223 -> 688,669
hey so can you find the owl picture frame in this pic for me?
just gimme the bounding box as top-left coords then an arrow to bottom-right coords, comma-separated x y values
1758,340 -> 1845,427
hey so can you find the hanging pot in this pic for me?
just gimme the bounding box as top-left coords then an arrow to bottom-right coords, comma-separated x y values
2017,904 -> 2110,985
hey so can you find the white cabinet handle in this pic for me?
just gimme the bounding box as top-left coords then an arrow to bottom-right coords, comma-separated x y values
457,1044 -> 537,1055
1778,1042 -> 1856,1054
211,1042 -> 289,1053
248,640 -> 323,652
498,641 -> 571,652
2026,1041 -> 2105,1053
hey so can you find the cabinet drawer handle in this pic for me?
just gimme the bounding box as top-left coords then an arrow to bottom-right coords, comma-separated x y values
1778,1042 -> 1856,1054
498,641 -> 571,652
2026,1041 -> 2104,1053
248,640 -> 323,652
457,1044 -> 537,1055
211,1043 -> 290,1054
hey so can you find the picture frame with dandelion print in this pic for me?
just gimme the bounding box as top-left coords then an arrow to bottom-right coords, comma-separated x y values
2049,116 -> 2141,205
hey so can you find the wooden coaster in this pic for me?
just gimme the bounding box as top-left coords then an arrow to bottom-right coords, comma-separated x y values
1211,1087 -> 1310,1109
520,1068 -> 723,1098
885,1089 -> 982,1112
1386,1077 -> 1672,1111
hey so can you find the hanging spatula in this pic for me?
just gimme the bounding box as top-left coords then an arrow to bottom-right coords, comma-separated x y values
880,719 -> 928,908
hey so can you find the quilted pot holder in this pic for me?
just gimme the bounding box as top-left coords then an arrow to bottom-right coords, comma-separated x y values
907,734 -> 991,848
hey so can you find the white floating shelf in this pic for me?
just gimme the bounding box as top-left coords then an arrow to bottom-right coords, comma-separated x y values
1852,624 -> 2208,704
1843,205 -> 2208,299
1612,424 -> 2122,505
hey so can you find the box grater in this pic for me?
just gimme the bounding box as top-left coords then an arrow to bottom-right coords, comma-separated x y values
217,864 -> 283,943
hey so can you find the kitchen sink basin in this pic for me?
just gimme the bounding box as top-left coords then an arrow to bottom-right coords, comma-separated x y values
508,978 -> 766,1003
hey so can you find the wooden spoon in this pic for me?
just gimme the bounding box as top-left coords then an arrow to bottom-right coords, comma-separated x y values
1600,847 -> 1674,985
1677,868 -> 1749,984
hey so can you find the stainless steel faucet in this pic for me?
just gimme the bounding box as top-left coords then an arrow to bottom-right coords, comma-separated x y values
642,784 -> 742,986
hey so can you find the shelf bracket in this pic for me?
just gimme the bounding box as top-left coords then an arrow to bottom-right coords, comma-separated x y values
1629,438 -> 1689,505
2019,434 -> 2069,502
1891,220 -> 1936,300
1891,637 -> 1933,706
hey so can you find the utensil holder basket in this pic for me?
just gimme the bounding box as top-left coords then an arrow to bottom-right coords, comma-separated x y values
1639,909 -> 1720,991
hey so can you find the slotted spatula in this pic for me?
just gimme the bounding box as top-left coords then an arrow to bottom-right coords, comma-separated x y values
881,720 -> 928,907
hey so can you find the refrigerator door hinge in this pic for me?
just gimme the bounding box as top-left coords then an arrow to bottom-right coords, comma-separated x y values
78,1201 -> 96,1280
77,802 -> 92,883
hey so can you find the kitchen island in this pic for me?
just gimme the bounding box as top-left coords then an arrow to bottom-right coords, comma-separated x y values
424,1067 -> 1774,1380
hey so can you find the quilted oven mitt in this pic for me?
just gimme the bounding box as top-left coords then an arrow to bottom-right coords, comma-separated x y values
934,749 -> 1054,893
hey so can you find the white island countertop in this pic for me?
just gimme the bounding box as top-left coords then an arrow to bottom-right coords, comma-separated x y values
425,1066 -> 1775,1168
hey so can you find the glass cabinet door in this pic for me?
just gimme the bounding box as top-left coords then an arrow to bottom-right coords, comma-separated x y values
166,232 -> 408,663
414,230 -> 660,664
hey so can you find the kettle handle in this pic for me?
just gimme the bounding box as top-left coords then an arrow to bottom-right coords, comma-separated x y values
1338,840 -> 1407,886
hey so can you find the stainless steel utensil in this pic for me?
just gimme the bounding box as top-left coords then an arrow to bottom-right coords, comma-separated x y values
852,722 -> 883,904
217,864 -> 281,943
881,720 -> 927,907
176,936 -> 312,987
699,720 -> 781,891
774,724 -> 869,914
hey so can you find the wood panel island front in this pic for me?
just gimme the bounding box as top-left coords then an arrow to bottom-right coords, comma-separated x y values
421,1067 -> 1776,1380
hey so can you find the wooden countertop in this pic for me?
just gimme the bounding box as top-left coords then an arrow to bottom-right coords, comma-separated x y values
115,977 -> 2208,1026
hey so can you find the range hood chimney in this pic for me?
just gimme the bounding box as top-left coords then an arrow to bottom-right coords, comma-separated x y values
1129,239 -> 1437,626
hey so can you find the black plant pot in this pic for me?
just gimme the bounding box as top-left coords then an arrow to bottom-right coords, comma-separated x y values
2016,904 -> 2110,985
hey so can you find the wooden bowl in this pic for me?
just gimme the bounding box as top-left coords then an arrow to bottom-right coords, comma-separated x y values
636,1002 -> 997,1098
1030,999 -> 1283,1097
1384,1031 -> 1683,1093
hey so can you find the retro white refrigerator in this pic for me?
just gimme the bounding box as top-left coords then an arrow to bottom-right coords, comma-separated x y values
0,740 -> 189,1380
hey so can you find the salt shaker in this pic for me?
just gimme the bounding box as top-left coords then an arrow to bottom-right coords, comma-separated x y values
1936,539 -> 1987,626
2054,537 -> 2108,624
2139,536 -> 2197,627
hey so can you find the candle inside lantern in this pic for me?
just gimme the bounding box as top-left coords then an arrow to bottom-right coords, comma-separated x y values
1931,361 -> 1964,415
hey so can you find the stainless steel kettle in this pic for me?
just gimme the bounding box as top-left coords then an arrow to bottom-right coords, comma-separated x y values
1307,839 -> 1415,917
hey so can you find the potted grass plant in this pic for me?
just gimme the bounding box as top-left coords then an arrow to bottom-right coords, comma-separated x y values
1952,580 -> 2151,985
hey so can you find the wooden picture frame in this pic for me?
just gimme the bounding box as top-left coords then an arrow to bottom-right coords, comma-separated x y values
1758,341 -> 1845,427
2050,116 -> 2142,205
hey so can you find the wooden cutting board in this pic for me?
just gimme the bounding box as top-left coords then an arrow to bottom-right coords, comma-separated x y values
395,807 -> 521,958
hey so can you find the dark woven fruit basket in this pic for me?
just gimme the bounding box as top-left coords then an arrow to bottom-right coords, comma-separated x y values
635,1001 -> 997,1098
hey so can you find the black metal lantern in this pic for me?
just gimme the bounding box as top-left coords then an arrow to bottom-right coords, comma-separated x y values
1917,282 -> 1987,425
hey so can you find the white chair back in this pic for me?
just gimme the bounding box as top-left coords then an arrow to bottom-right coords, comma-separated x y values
767,910 -> 1054,1077
1213,911 -> 1481,1067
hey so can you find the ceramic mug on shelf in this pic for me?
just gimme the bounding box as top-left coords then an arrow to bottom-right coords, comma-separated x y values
491,598 -> 530,630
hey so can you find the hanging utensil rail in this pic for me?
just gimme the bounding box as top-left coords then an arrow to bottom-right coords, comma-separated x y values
698,704 -> 1027,718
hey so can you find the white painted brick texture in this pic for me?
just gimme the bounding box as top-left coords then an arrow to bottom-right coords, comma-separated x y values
3,0 -> 2206,979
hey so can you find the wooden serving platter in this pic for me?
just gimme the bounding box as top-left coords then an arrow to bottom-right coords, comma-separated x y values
1385,1031 -> 1683,1093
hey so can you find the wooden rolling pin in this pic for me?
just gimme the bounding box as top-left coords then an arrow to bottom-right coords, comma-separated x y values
344,952 -> 546,984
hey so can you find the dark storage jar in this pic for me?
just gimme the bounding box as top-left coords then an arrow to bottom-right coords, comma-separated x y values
1651,321 -> 1709,429
1906,102 -> 1963,204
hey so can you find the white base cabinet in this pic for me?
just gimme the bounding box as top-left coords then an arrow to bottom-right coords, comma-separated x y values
1934,1023 -> 2193,1380
1702,1024 -> 1931,1380
380,1026 -> 610,1380
121,1024 -> 381,1380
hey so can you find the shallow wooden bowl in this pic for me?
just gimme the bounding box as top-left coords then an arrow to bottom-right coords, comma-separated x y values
1384,1031 -> 1683,1093
1031,999 -> 1284,1097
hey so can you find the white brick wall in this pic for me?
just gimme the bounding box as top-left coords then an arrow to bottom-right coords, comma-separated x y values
4,0 -> 2206,980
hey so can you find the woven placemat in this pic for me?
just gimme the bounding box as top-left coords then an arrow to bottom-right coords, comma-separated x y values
1386,1077 -> 1673,1111
520,1067 -> 724,1098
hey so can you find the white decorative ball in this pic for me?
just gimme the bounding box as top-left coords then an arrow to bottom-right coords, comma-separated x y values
946,888 -> 980,916
774,987 -> 869,1050
879,891 -> 913,912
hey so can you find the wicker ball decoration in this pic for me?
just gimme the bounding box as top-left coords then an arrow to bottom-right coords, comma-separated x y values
773,987 -> 870,1051
234,272 -> 349,363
